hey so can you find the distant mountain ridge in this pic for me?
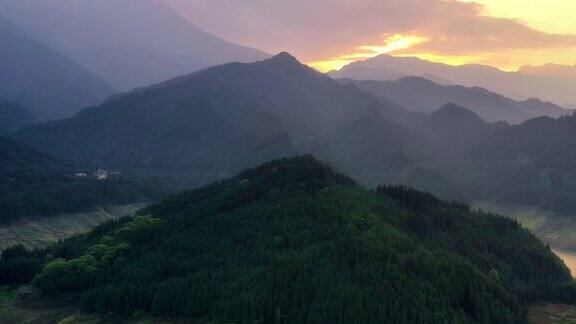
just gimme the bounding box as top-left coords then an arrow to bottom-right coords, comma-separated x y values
332,54 -> 576,106
0,0 -> 269,90
419,103 -> 505,157
341,76 -> 568,123
0,15 -> 114,120
14,52 -> 439,192
12,51 -> 576,219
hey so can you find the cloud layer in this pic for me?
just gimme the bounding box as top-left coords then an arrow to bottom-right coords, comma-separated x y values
163,0 -> 576,69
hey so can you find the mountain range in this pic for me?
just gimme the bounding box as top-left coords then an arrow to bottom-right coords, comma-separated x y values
341,76 -> 568,124
14,52 -> 424,189
332,54 -> 576,107
0,0 -> 269,91
11,52 -> 576,225
0,15 -> 113,120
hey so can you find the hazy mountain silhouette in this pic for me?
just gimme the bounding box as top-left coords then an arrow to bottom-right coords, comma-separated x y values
0,15 -> 114,120
332,54 -> 576,106
14,53 -> 427,189
340,76 -> 568,123
411,113 -> 576,216
519,63 -> 576,78
0,0 -> 269,90
0,102 -> 37,136
419,103 -> 506,157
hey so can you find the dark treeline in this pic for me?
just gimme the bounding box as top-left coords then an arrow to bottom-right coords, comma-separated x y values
0,245 -> 44,284
4,156 -> 576,323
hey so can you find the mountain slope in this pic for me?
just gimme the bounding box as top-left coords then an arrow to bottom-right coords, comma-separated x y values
0,15 -> 114,120
419,103 -> 505,157
19,156 -> 576,322
332,54 -> 576,107
0,102 -> 37,136
14,53 -> 419,187
0,0 -> 269,90
0,138 -> 166,224
341,76 -> 567,123
430,114 -> 576,216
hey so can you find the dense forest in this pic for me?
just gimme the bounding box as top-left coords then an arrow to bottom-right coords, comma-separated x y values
5,156 -> 575,323
0,137 -> 169,223
439,113 -> 576,216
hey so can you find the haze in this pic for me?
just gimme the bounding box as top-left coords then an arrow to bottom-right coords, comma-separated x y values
164,0 -> 576,72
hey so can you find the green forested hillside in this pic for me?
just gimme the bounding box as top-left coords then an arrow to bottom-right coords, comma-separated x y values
0,138 -> 167,223
440,114 -> 576,216
14,156 -> 575,323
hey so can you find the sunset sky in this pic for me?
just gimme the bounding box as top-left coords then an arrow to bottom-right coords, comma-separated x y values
164,0 -> 576,72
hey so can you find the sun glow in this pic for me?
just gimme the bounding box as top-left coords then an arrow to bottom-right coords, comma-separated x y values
308,34 -> 428,72
306,1 -> 576,74
459,0 -> 576,35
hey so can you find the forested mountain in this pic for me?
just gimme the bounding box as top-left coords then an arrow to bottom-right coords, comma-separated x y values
331,53 -> 576,106
418,103 -> 506,157
0,102 -> 37,136
0,138 -> 166,224
14,52 -> 421,188
0,15 -> 114,120
442,114 -> 576,215
341,77 -> 568,123
0,0 -> 269,90
4,156 -> 572,322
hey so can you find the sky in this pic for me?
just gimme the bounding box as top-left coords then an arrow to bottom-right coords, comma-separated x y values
163,0 -> 576,72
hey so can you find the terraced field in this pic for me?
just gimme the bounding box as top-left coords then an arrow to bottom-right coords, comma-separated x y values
0,204 -> 145,251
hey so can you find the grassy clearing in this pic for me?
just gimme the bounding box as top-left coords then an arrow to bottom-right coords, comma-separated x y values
529,304 -> 576,324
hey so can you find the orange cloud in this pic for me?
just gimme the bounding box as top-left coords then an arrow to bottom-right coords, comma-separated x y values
309,34 -> 428,72
163,0 -> 576,71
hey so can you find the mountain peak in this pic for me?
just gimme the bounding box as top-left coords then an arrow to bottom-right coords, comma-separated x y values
428,103 -> 488,126
264,51 -> 302,65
